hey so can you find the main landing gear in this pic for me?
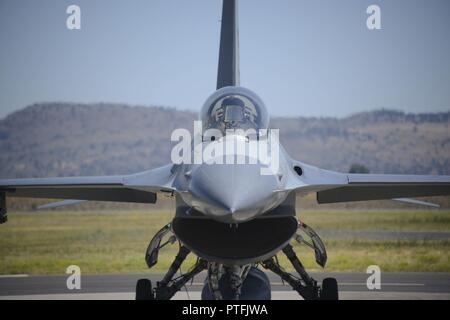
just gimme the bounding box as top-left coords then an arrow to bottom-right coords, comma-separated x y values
135,221 -> 338,300
260,220 -> 338,300
136,223 -> 207,300
261,244 -> 338,300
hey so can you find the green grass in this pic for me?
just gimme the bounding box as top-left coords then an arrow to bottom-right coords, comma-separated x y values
286,238 -> 450,272
0,209 -> 449,274
299,209 -> 450,231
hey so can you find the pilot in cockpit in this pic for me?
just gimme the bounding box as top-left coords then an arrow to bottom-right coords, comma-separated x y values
204,94 -> 261,135
221,97 -> 247,129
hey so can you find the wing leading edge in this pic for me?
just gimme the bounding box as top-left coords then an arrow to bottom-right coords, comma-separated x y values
0,164 -> 175,204
287,160 -> 450,204
317,173 -> 450,204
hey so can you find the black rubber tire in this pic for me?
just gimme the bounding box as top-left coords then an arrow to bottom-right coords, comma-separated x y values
320,278 -> 339,300
135,279 -> 154,300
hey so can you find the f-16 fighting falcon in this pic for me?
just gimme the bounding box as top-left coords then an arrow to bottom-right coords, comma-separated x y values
1,0 -> 449,300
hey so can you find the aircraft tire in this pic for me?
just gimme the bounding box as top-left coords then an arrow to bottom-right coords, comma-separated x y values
320,277 -> 339,300
135,279 -> 154,300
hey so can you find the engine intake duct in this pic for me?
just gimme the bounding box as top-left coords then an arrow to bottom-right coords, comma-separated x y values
172,216 -> 297,265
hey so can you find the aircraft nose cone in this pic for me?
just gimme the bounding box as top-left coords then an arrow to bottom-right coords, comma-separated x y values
188,163 -> 279,222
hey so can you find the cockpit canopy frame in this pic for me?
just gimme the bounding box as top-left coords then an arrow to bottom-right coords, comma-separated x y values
200,87 -> 269,135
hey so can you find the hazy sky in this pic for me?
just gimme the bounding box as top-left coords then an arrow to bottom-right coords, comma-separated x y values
1,0 -> 450,119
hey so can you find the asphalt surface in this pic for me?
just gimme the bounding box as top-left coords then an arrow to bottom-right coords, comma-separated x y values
0,272 -> 449,300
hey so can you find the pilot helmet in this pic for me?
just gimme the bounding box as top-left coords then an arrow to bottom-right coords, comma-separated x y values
221,97 -> 246,126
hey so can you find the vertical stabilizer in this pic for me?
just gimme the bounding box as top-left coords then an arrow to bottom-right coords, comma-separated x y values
217,0 -> 240,89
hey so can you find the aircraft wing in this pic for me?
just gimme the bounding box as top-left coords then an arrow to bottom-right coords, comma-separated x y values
0,164 -> 175,204
288,160 -> 450,204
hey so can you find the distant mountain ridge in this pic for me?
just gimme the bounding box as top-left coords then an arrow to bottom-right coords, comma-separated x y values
0,103 -> 449,178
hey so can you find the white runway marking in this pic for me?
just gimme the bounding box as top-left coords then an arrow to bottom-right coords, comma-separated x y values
189,282 -> 425,287
338,282 -> 425,287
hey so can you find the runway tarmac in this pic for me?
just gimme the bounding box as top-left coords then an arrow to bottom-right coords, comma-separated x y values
1,272 -> 449,300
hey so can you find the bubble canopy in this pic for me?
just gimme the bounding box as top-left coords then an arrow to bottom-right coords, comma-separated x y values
200,87 -> 269,134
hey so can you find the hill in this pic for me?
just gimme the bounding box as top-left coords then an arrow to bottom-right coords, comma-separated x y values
0,103 -> 449,178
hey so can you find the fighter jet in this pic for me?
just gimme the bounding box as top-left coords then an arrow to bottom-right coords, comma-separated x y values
1,0 -> 449,300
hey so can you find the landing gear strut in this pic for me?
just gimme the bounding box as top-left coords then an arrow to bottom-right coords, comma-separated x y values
136,223 -> 207,300
262,243 -> 338,300
154,246 -> 207,300
262,244 -> 320,300
205,263 -> 253,300
136,244 -> 207,300
137,221 -> 338,300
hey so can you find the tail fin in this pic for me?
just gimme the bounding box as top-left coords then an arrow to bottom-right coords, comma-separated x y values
217,0 -> 240,89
